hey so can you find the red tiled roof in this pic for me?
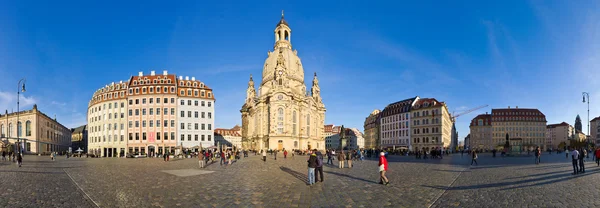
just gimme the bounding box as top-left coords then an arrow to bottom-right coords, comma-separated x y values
470,114 -> 492,127
324,124 -> 334,133
490,107 -> 547,122
412,98 -> 444,110
214,128 -> 241,137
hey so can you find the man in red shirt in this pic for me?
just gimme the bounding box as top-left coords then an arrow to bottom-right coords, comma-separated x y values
595,148 -> 600,166
378,152 -> 389,185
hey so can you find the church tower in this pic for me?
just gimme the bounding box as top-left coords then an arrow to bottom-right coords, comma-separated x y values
241,12 -> 326,151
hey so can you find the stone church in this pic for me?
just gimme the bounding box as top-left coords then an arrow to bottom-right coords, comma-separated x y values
240,13 -> 326,151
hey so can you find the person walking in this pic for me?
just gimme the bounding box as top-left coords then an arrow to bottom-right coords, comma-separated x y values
470,150 -> 478,166
571,147 -> 579,175
198,151 -> 205,168
262,149 -> 267,162
1,151 -> 5,161
595,147 -> 600,166
274,150 -> 277,160
578,148 -> 585,173
378,152 -> 389,185
534,147 -> 541,165
220,151 -> 226,166
307,150 -> 317,186
16,153 -> 22,167
338,150 -> 345,169
326,150 -> 333,165
284,150 -> 288,159
346,150 -> 352,168
315,150 -> 324,182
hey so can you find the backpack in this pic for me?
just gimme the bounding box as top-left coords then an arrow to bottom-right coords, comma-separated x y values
316,156 -> 323,167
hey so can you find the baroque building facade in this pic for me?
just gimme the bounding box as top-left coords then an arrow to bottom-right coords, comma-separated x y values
410,98 -> 453,151
469,113 -> 492,150
241,13 -> 326,151
380,97 -> 418,150
87,70 -> 215,157
363,109 -> 380,149
0,105 -> 71,154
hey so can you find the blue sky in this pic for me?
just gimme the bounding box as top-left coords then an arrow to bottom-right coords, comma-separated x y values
1,1 -> 599,141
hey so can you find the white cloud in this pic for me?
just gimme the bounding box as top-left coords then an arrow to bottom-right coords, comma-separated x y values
0,91 -> 37,113
51,101 -> 67,107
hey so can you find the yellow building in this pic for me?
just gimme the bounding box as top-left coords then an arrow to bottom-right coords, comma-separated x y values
545,122 -> 573,150
491,106 -> 547,150
363,109 -> 380,149
410,98 -> 452,151
0,105 -> 71,154
469,113 -> 492,150
241,13 -> 326,151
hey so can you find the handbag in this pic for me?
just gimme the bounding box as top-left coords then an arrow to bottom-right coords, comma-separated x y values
379,164 -> 385,172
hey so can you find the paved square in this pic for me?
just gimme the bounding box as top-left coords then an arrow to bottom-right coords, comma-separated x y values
1,152 -> 600,207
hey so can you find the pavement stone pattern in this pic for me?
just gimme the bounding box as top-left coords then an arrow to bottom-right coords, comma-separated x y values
1,152 -> 599,207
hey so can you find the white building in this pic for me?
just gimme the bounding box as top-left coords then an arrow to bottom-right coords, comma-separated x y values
214,126 -> 242,148
177,76 -> 215,149
380,97 -> 419,150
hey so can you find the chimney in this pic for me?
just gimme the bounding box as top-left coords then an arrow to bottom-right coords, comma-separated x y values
179,76 -> 183,80
185,76 -> 189,80
192,77 -> 195,81
138,71 -> 143,76
151,70 -> 155,76
111,82 -> 114,85
163,70 -> 168,75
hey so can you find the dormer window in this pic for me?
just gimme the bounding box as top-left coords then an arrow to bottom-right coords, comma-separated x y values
194,83 -> 198,87
187,82 -> 191,87
200,83 -> 204,88
133,81 -> 137,85
180,81 -> 184,86
423,102 -> 429,107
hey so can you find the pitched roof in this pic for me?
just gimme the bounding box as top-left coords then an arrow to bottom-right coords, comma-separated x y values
412,98 -> 444,110
381,96 -> 418,117
214,128 -> 241,137
591,116 -> 600,122
547,122 -> 570,128
470,114 -> 492,127
71,125 -> 87,133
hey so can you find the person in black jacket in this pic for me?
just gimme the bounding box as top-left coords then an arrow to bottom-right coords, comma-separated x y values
307,151 -> 318,185
315,150 -> 324,182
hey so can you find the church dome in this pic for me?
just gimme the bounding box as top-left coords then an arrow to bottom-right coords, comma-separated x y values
261,47 -> 305,85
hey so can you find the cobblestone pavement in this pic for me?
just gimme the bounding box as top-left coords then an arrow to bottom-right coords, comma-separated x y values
2,152 -> 600,207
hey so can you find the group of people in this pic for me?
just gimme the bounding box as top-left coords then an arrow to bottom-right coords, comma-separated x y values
304,149 -> 389,186
415,148 -> 446,159
1,151 -> 23,167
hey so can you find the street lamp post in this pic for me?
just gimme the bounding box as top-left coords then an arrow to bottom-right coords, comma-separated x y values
17,78 -> 26,154
583,92 -> 591,147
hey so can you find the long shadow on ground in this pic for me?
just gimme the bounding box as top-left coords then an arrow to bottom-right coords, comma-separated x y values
280,166 -> 308,184
323,171 -> 378,184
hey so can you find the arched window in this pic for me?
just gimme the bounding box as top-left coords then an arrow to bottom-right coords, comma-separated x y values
277,108 -> 284,134
26,121 -> 31,136
17,122 -> 22,137
292,111 -> 297,135
306,114 -> 311,137
0,124 -> 4,137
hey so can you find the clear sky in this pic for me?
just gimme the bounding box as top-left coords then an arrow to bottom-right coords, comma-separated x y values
1,1 -> 599,141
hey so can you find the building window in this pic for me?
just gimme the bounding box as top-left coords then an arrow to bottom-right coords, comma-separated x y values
181,111 -> 185,117
195,111 -> 198,118
181,100 -> 185,105
195,135 -> 198,141
188,111 -> 191,117
201,124 -> 205,130
17,122 -> 22,137
157,133 -> 161,140
171,120 -> 175,127
208,102 -> 212,107
171,108 -> 175,115
195,123 -> 198,130
188,134 -> 192,141
143,133 -> 147,140
135,133 -> 139,140
202,112 -> 205,118
181,134 -> 185,141
25,121 -> 31,136
201,135 -> 205,141
208,112 -> 212,119
293,111 -> 297,135
306,114 -> 311,136
195,101 -> 198,106
277,108 -> 284,134
201,101 -> 205,107
164,132 -> 168,140
208,124 -> 211,130
208,135 -> 211,141
181,123 -> 185,130
171,132 -> 175,140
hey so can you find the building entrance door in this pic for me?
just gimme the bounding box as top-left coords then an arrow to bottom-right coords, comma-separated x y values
278,140 -> 283,151
148,146 -> 155,157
